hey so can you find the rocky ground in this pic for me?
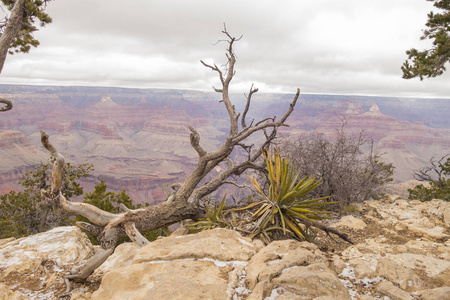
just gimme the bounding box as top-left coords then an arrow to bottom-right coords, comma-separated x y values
0,196 -> 449,300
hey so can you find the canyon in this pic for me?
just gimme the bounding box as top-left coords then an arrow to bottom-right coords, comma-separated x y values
0,84 -> 449,204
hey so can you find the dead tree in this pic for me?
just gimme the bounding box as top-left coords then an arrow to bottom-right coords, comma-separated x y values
414,153 -> 450,187
40,29 -> 300,282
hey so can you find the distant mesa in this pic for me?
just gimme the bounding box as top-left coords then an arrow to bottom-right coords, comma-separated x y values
365,103 -> 384,117
95,96 -> 119,107
343,102 -> 364,115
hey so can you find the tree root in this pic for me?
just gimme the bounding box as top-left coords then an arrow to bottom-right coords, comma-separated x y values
303,219 -> 354,244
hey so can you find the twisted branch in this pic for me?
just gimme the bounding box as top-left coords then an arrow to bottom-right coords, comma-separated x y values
0,97 -> 12,111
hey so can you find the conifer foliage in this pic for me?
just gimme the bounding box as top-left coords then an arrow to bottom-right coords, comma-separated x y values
402,0 -> 450,79
0,161 -> 92,238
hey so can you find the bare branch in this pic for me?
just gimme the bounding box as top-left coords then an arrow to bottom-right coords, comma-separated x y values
301,219 -> 354,245
222,181 -> 253,190
40,131 -> 64,194
200,60 -> 225,85
278,88 -> 300,124
202,27 -> 241,136
41,190 -> 117,226
123,222 -> 149,247
242,83 -> 258,129
119,203 -> 130,212
0,97 -> 12,112
255,117 -> 276,127
234,89 -> 300,144
414,153 -> 450,183
213,86 -> 223,93
189,125 -> 207,157
75,222 -> 103,236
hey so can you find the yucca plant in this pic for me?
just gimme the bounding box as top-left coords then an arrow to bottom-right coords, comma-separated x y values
187,195 -> 232,233
238,149 -> 336,243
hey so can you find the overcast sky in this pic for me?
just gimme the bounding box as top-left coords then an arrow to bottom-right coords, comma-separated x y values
1,0 -> 449,98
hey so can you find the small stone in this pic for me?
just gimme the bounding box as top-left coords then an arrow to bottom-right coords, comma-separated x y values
332,215 -> 367,230
377,281 -> 412,300
246,280 -> 272,300
330,254 -> 346,275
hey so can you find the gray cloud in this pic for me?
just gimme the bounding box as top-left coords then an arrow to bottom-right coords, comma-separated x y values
1,0 -> 449,98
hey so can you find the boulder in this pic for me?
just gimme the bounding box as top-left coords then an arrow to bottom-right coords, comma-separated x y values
92,260 -> 230,300
0,227 -> 94,299
132,228 -> 259,263
377,281 -> 413,300
272,262 -> 351,300
376,257 -> 421,290
0,227 -> 94,277
92,228 -> 258,300
332,215 -> 367,230
245,240 -> 325,290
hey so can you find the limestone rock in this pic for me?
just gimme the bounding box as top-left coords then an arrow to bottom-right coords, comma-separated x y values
1,196 -> 449,299
376,257 -> 421,290
246,280 -> 272,300
0,283 -> 29,300
0,227 -> 94,276
0,227 -> 94,300
92,228 -> 257,300
0,238 -> 15,248
376,253 -> 450,290
415,287 -> 450,300
245,240 -> 325,290
93,242 -> 139,277
132,228 -> 258,264
377,281 -> 413,300
365,199 -> 449,241
349,258 -> 377,278
92,260 -> 230,300
332,215 -> 367,230
272,262 -> 351,300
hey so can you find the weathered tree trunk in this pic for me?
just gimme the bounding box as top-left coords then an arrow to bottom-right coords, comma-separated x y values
0,0 -> 26,73
40,28 -> 301,282
0,0 -> 27,112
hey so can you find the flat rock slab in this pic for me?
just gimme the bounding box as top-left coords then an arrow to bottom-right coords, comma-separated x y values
0,227 -> 95,299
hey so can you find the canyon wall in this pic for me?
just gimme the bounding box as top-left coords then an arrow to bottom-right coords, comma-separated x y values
0,84 -> 449,203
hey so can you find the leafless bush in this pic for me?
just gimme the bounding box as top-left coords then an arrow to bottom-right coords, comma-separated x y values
282,121 -> 394,206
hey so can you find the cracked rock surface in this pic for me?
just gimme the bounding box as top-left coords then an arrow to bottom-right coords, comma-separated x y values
0,197 -> 449,300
